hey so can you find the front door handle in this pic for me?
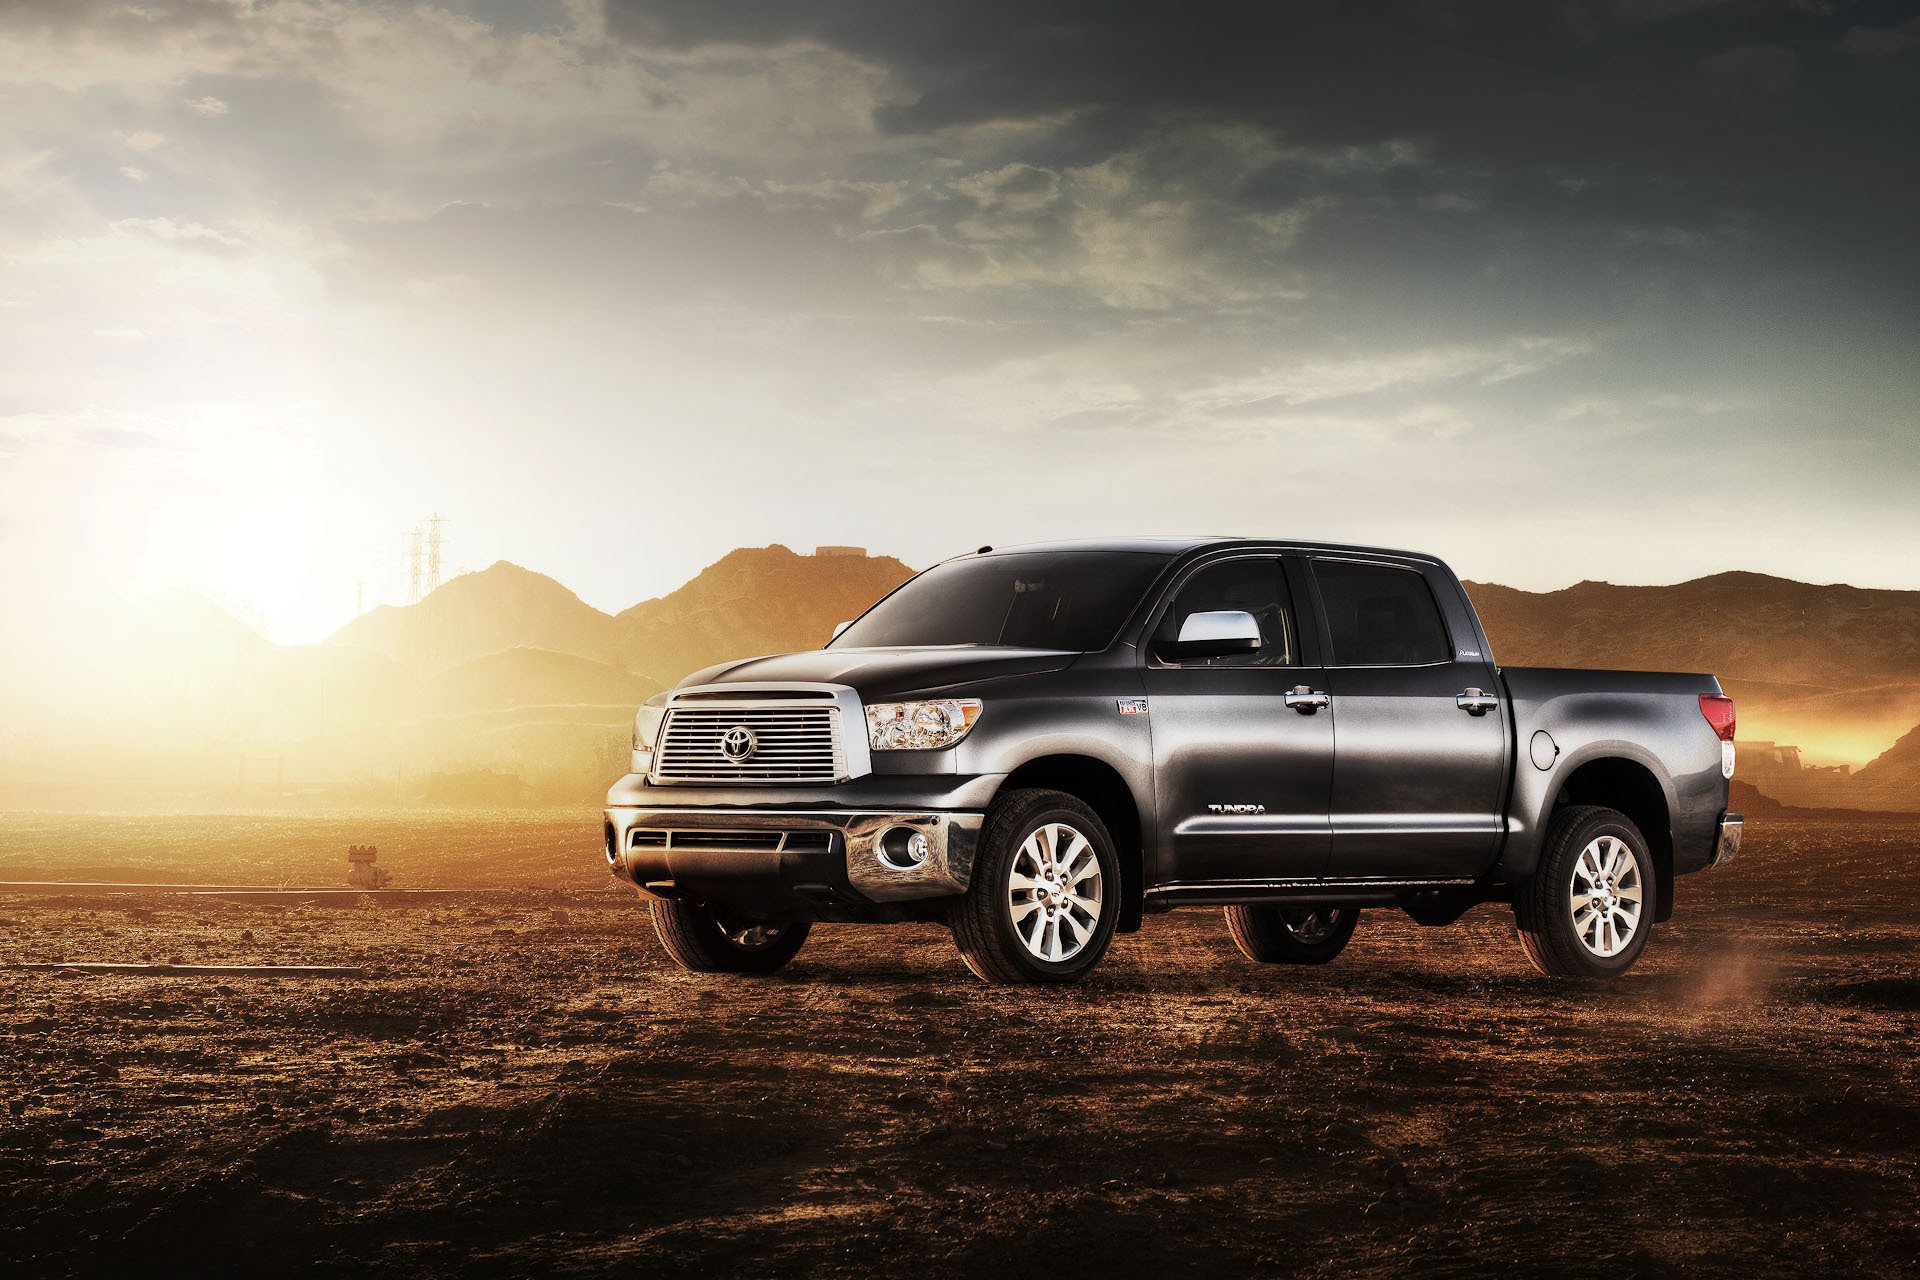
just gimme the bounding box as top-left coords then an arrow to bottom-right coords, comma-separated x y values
1456,688 -> 1498,716
1285,686 -> 1330,715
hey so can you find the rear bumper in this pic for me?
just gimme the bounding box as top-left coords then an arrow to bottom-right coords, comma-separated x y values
603,805 -> 984,911
1709,812 -> 1743,868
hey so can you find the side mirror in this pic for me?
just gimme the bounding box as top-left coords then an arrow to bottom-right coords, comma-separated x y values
1157,609 -> 1261,661
831,621 -> 852,640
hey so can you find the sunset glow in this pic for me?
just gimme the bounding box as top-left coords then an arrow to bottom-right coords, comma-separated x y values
3,2 -> 1917,648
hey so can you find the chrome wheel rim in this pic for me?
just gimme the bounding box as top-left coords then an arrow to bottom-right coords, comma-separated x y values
1280,908 -> 1340,944
1007,822 -> 1104,963
713,909 -> 785,951
1570,835 -> 1643,958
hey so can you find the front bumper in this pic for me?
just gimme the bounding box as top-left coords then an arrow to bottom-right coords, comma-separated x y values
603,805 -> 984,910
1710,812 -> 1744,868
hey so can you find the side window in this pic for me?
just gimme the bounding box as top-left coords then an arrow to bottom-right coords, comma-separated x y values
1158,558 -> 1295,667
1312,560 -> 1451,666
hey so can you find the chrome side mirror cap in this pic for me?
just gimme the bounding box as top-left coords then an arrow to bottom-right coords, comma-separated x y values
1158,609 -> 1262,661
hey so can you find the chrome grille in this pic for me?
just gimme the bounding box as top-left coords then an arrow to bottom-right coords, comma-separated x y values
652,704 -> 843,784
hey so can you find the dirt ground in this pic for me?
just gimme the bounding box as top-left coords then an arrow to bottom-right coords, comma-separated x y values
1,813 -> 1916,1278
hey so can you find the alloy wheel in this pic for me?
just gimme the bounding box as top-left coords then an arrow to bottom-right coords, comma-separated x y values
1569,835 -> 1644,958
1279,908 -> 1341,945
1006,822 -> 1105,963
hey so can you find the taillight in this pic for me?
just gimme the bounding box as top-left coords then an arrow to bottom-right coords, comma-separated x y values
1699,694 -> 1736,742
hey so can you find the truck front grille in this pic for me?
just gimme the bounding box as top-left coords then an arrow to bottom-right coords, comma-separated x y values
652,705 -> 844,784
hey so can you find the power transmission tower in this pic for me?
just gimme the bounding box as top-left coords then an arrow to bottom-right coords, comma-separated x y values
407,526 -> 424,603
425,513 -> 445,595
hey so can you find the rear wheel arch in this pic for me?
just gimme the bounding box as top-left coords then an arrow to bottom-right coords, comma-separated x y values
994,755 -> 1146,932
1547,755 -> 1675,922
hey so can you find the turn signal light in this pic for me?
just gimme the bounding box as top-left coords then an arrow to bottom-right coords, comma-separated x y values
1698,694 -> 1736,742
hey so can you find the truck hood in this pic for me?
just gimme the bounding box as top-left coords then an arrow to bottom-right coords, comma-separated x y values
677,646 -> 1078,700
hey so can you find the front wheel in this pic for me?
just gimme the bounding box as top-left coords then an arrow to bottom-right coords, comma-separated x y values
949,789 -> 1121,985
1514,805 -> 1657,979
650,899 -> 811,974
1224,905 -> 1359,964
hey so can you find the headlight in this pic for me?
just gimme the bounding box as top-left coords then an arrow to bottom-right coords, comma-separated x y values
632,696 -> 668,759
865,699 -> 983,751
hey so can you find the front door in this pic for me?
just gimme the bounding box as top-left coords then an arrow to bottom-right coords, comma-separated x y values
1307,556 -> 1507,881
1142,555 -> 1334,886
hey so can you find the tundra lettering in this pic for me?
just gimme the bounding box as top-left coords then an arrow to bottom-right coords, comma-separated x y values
604,539 -> 1743,984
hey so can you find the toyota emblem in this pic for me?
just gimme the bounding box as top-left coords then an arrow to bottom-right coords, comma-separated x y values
718,726 -> 758,763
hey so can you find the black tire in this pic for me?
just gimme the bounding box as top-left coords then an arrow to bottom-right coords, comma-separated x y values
949,789 -> 1122,985
1514,805 -> 1657,979
1224,905 -> 1359,965
650,899 -> 811,974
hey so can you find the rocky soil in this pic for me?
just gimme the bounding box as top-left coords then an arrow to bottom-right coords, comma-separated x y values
1,815 -> 1915,1277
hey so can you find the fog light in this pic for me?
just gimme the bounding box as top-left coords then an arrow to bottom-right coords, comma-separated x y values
877,826 -> 931,871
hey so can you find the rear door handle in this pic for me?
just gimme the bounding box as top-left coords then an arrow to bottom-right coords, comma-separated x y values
1285,686 -> 1330,714
1456,688 -> 1498,715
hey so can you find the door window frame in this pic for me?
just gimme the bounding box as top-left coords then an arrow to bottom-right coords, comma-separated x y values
1298,554 -> 1459,670
1139,552 -> 1324,670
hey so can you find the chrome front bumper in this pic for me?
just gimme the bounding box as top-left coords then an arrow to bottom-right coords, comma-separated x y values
1711,812 -> 1744,868
603,806 -> 984,904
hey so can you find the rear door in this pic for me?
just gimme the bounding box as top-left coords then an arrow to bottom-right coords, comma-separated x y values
1141,554 -> 1334,886
1305,556 -> 1507,881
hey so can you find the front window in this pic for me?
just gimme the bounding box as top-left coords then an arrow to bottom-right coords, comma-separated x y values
832,551 -> 1172,651
1154,557 -> 1298,666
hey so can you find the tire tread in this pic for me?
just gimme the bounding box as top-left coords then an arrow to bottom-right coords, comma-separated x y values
1223,906 -> 1358,965
650,898 -> 809,974
950,789 -> 1117,985
1513,804 -> 1653,979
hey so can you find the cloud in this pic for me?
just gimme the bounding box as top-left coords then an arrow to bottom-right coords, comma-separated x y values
111,216 -> 249,253
1836,18 -> 1920,57
1699,44 -> 1799,93
1,0 -> 1917,628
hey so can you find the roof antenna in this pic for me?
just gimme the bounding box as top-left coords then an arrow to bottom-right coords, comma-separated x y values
976,545 -> 993,554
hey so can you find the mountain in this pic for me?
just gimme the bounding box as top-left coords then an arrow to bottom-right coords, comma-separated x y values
1463,573 -> 1920,690
420,647 -> 663,716
1852,725 -> 1920,810
614,544 -> 916,684
1465,572 -> 1920,765
327,561 -> 619,672
16,551 -> 1920,808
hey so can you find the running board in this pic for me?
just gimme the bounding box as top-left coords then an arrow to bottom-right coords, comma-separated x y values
1144,878 -> 1478,909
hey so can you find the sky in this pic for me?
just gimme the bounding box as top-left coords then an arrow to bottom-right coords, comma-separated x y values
1,0 -> 1917,643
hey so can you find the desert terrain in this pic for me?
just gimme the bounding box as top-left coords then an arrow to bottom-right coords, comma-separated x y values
12,549 -> 1920,815
2,812 -> 1915,1277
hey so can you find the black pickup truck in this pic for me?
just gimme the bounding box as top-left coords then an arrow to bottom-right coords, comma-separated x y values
604,539 -> 1742,984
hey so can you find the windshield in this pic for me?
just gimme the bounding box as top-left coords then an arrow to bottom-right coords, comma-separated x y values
832,551 -> 1173,651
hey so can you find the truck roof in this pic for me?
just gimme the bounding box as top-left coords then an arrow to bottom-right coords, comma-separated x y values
967,536 -> 1443,564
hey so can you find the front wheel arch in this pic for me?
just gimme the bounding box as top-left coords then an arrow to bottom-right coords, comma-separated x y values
993,754 -> 1146,932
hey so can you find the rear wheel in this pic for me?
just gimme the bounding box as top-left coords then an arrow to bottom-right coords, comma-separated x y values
1224,905 -> 1359,964
950,789 -> 1121,985
650,899 -> 811,974
1514,804 -> 1656,979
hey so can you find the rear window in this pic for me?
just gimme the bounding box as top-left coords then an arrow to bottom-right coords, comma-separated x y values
1312,560 -> 1451,665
